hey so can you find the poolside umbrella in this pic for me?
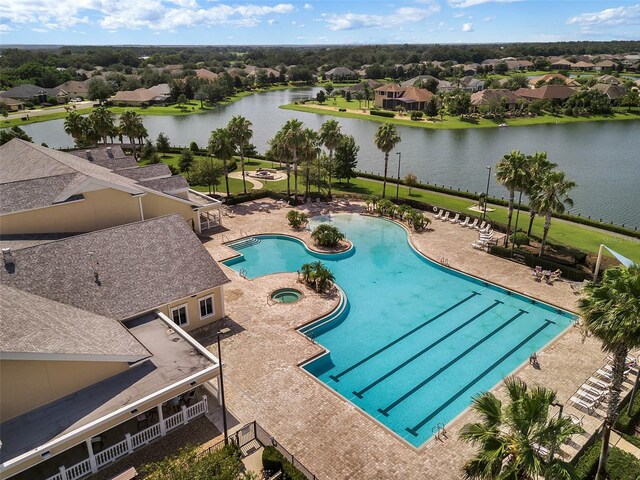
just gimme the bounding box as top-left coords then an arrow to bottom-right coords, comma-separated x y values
593,244 -> 637,282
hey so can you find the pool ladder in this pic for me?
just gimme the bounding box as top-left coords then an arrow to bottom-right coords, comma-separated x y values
431,422 -> 448,441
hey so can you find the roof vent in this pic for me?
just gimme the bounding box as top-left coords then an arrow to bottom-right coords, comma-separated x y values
2,248 -> 14,272
85,150 -> 93,161
106,146 -> 113,158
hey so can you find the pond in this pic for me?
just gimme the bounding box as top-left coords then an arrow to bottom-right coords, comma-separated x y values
18,87 -> 640,228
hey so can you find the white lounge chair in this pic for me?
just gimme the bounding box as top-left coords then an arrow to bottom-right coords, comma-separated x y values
570,395 -> 596,414
480,224 -> 492,234
581,383 -> 607,398
449,213 -> 460,223
460,217 -> 470,227
440,211 -> 450,221
587,377 -> 610,390
434,209 -> 444,219
476,220 -> 487,231
467,218 -> 478,229
576,388 -> 602,405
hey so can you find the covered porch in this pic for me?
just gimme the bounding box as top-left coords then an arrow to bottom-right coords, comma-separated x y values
189,190 -> 223,233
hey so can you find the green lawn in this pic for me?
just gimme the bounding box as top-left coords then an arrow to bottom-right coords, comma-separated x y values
1,108 -> 93,128
282,102 -> 640,130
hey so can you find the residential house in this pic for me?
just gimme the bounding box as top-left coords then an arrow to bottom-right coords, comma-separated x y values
194,68 -> 219,82
0,214 -> 230,480
373,83 -> 405,108
109,87 -> 169,106
379,86 -> 434,111
573,61 -> 595,71
462,64 -> 478,75
0,98 -> 24,112
324,67 -> 358,82
470,89 -> 521,111
0,140 -> 223,235
515,85 -> 576,102
549,58 -> 574,70
401,75 -> 439,88
594,60 -> 617,71
55,80 -> 91,99
147,83 -> 171,96
596,74 -> 622,85
457,76 -> 485,93
0,85 -> 69,104
529,73 -> 580,88
591,83 -> 627,101
342,79 -> 383,94
244,66 -> 280,80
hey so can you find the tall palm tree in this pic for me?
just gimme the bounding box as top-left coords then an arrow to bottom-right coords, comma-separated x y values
299,128 -> 319,199
282,119 -> 304,203
88,106 -> 115,145
460,376 -> 582,480
64,111 -> 87,147
530,170 -> 576,257
524,152 -> 557,237
208,128 -> 235,197
119,110 -> 144,144
267,129 -> 292,200
374,123 -> 401,198
578,265 -> 640,480
319,119 -> 342,198
496,150 -> 528,247
227,115 -> 253,195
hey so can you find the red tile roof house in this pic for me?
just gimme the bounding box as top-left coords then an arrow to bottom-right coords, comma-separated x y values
529,73 -> 580,88
470,89 -> 521,112
374,84 -> 433,111
549,58 -> 574,70
515,85 -> 577,102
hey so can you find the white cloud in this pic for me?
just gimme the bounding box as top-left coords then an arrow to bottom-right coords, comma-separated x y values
32,27 -> 48,33
483,15 -> 495,22
449,0 -> 520,7
453,12 -> 465,18
567,4 -> 640,26
304,3 -> 312,9
0,1 -> 295,32
462,22 -> 473,31
325,3 -> 440,31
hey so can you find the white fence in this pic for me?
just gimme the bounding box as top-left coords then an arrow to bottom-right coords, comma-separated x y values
45,397 -> 207,480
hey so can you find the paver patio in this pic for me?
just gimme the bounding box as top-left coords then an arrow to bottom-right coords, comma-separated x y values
193,198 -> 630,480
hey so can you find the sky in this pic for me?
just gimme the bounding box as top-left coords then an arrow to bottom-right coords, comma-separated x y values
0,0 -> 639,46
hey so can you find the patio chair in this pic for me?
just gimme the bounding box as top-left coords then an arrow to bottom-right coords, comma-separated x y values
569,395 -> 597,414
460,217 -> 470,227
476,220 -> 487,231
434,209 -> 444,219
581,383 -> 608,398
480,224 -> 492,234
440,211 -> 450,221
467,218 -> 478,229
576,388 -> 602,406
563,413 -> 584,427
587,376 -> 610,390
449,213 -> 460,223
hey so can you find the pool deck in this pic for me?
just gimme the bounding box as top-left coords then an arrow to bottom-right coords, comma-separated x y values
195,198 -> 632,480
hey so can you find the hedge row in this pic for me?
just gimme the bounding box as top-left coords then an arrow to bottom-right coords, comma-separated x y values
574,441 -> 640,480
262,446 -> 307,480
355,171 -> 640,238
615,389 -> 640,434
489,245 -> 590,281
224,190 -> 271,205
574,440 -> 601,480
369,110 -> 395,118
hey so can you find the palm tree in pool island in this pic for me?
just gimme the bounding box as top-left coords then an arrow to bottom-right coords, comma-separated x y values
319,119 -> 342,198
579,264 -> 640,480
496,150 -> 528,246
227,115 -> 253,195
374,123 -> 401,198
530,170 -> 576,257
460,376 -> 582,479
208,127 -> 235,197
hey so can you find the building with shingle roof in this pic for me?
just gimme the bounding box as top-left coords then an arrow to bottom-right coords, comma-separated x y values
55,80 -> 91,98
595,60 -> 617,71
470,89 -> 521,110
0,215 -> 226,480
529,73 -> 579,88
591,83 -> 627,100
109,87 -> 169,106
0,84 -> 69,103
324,67 -> 358,81
0,140 -> 222,235
515,85 -> 576,101
194,68 -> 219,82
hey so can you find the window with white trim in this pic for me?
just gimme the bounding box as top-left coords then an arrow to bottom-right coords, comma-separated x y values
170,304 -> 188,326
199,295 -> 214,319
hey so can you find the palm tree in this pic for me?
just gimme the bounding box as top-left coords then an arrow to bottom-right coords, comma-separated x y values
578,265 -> 640,480
282,119 -> 304,203
208,128 -> 235,197
496,150 -> 528,247
530,170 -> 576,257
227,115 -> 253,195
267,129 -> 293,200
460,376 -> 582,480
299,128 -> 319,199
88,106 -> 115,145
64,111 -> 87,147
374,123 -> 401,198
319,119 -> 342,198
524,152 -> 557,237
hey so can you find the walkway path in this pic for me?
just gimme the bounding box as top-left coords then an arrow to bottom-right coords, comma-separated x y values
611,431 -> 640,460
229,171 -> 263,190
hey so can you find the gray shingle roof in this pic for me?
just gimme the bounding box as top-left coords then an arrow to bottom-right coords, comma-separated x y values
0,84 -> 61,100
116,163 -> 172,182
0,215 -> 230,320
0,173 -> 78,215
0,284 -> 150,360
68,145 -> 138,170
139,175 -> 189,193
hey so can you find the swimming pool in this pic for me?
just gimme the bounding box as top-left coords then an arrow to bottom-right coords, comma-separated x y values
223,214 -> 575,447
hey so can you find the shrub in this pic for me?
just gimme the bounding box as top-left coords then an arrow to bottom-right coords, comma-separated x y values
616,390 -> 640,434
261,447 -> 307,480
286,210 -> 308,229
370,110 -> 395,118
489,246 -> 590,281
607,447 -> 640,480
311,224 -> 345,248
299,261 -> 335,293
510,231 -> 530,246
408,211 -> 431,231
574,440 -> 601,480
338,108 -> 347,112
189,141 -> 200,152
410,111 -> 424,120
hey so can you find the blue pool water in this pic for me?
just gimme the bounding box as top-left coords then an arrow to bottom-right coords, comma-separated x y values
223,214 -> 575,447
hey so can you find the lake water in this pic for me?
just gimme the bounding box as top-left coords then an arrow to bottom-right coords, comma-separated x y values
18,87 -> 640,228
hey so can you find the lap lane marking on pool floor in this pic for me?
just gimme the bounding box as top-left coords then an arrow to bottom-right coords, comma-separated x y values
328,291 -> 481,382
404,318 -> 556,437
377,308 -> 530,417
352,300 -> 504,399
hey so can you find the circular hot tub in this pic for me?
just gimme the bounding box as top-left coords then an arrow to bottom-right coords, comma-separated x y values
271,288 -> 303,304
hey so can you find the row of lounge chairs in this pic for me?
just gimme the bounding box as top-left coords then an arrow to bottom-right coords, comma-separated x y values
434,210 -> 491,232
569,355 -> 637,414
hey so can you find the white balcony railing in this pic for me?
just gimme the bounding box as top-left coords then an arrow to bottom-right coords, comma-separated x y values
45,397 -> 207,480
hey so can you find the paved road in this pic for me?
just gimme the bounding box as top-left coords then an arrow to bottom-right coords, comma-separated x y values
7,101 -> 94,119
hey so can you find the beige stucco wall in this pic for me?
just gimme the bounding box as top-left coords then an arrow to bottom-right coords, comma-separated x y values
141,192 -> 199,232
0,359 -> 129,422
0,189 -> 142,235
156,286 -> 225,333
0,367 -> 217,479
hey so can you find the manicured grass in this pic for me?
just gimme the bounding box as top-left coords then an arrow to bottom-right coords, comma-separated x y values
1,108 -> 93,128
282,102 -> 640,130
